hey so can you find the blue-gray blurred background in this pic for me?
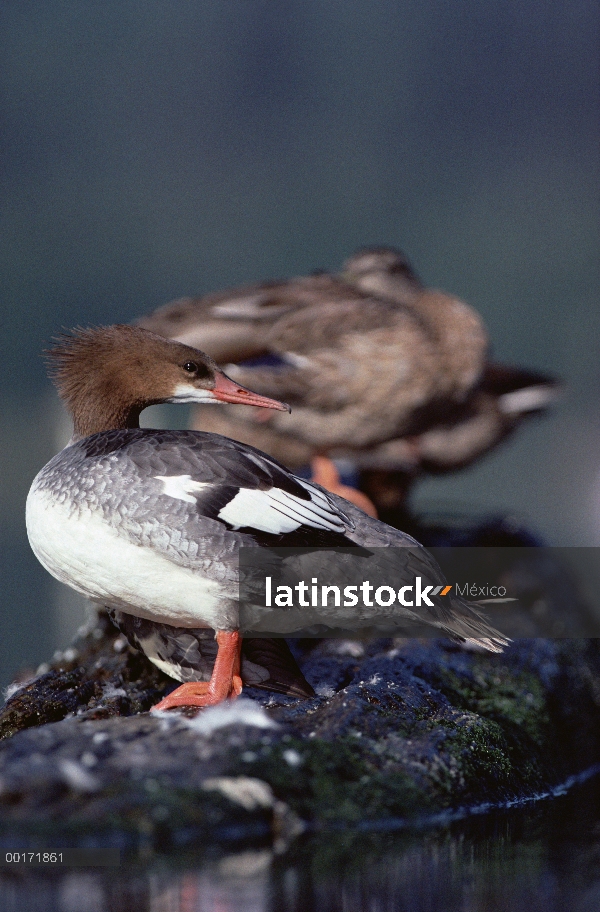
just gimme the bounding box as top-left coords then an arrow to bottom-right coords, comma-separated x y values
1,1 -> 598,687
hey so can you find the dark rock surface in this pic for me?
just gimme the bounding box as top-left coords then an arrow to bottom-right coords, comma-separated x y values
1,606 -> 600,851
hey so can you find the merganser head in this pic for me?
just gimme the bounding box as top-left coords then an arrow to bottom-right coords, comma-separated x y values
48,324 -> 290,440
343,247 -> 422,303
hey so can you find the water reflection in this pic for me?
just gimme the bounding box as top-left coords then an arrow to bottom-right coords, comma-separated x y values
2,775 -> 600,912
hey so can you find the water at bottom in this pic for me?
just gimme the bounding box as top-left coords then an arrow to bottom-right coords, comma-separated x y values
1,773 -> 599,912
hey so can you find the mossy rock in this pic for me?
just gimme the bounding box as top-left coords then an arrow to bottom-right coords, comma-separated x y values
1,613 -> 600,845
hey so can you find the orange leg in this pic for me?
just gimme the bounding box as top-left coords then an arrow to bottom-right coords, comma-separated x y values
311,456 -> 378,518
152,630 -> 243,711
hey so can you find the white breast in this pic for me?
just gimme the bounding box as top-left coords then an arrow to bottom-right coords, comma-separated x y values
25,483 -> 237,630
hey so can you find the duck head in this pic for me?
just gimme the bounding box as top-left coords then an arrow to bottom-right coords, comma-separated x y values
48,324 -> 289,440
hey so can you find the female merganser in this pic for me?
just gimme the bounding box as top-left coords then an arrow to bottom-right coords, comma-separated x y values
137,248 -> 484,461
137,248 -> 557,494
26,325 -> 507,712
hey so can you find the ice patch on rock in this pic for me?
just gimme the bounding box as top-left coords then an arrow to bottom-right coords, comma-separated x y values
101,684 -> 127,699
202,776 -> 275,811
282,749 -> 303,768
156,698 -> 279,736
315,683 -> 335,697
57,758 -> 100,793
3,679 -> 33,701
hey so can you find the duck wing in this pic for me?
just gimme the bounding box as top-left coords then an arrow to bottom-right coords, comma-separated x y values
136,272 -> 369,363
71,428 -> 355,552
353,363 -> 561,472
313,487 -> 507,652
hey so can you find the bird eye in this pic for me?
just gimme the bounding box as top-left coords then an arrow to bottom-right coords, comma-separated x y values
183,361 -> 198,373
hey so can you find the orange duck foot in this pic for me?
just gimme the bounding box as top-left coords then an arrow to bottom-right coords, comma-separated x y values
310,457 -> 378,518
152,630 -> 243,711
152,676 -> 243,710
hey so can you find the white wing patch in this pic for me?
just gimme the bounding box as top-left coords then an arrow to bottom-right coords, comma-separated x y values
154,473 -> 351,535
212,294 -> 294,320
281,351 -> 314,369
155,474 -> 211,504
219,480 -> 350,534
498,385 -> 558,415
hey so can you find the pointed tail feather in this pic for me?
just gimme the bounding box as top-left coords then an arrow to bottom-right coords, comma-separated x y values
439,595 -> 510,653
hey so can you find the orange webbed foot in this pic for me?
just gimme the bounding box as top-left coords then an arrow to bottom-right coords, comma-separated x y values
153,676 -> 243,711
152,630 -> 243,712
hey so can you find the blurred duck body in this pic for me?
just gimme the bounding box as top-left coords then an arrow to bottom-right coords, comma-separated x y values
137,249 -> 558,492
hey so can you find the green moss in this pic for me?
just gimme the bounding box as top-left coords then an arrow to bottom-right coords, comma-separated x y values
413,660 -> 553,800
434,715 -> 514,797
236,738 -> 432,824
432,663 -> 550,746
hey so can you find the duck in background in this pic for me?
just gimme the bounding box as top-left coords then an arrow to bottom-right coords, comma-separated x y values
26,326 -> 507,712
137,248 -> 559,520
